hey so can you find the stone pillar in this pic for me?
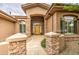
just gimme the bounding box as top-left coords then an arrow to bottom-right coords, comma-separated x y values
6,33 -> 27,55
45,32 -> 65,55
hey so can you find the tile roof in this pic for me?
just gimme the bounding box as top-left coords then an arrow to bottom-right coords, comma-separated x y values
0,3 -> 26,16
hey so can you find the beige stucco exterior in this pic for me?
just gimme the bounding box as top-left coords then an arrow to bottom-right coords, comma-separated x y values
26,7 -> 47,35
0,4 -> 48,39
1,3 -> 79,41
0,10 -> 16,41
22,4 -> 49,36
0,18 -> 15,40
45,4 -> 79,34
45,12 -> 59,33
26,7 -> 47,16
46,16 -> 52,32
56,12 -> 79,33
0,3 -> 79,55
14,16 -> 27,34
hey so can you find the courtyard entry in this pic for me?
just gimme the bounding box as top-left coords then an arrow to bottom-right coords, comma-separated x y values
31,16 -> 44,35
26,35 -> 47,55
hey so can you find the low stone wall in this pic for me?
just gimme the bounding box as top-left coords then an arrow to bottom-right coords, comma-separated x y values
6,33 -> 27,55
8,40 -> 26,55
63,35 -> 79,41
45,33 -> 79,55
45,35 -> 65,55
0,42 -> 8,55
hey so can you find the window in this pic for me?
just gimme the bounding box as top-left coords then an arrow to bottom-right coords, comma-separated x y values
61,16 -> 76,34
19,20 -> 26,33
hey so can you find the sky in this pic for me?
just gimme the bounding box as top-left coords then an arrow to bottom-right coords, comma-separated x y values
0,3 -> 26,16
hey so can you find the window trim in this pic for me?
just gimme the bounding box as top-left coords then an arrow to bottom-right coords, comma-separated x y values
61,16 -> 77,34
19,20 -> 26,33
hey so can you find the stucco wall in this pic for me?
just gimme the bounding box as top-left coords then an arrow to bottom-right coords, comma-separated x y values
46,11 -> 79,33
46,16 -> 52,32
52,12 -> 58,32
56,12 -> 79,33
26,7 -> 47,16
44,19 -> 47,33
0,18 -> 15,41
46,12 -> 57,33
15,22 -> 19,33
15,19 -> 27,34
25,6 -> 47,35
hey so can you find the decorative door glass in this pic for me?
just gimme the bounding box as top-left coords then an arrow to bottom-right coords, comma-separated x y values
33,23 -> 42,34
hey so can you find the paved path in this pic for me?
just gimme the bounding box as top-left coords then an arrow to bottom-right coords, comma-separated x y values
26,35 -> 47,55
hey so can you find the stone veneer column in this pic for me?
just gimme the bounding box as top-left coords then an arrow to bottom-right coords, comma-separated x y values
45,32 -> 65,55
6,33 -> 27,55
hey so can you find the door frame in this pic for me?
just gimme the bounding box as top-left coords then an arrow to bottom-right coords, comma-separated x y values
31,16 -> 44,35
33,23 -> 42,35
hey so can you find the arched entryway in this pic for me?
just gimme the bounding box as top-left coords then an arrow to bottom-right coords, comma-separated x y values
31,16 -> 44,35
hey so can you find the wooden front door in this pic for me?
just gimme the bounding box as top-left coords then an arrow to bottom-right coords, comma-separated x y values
33,23 -> 42,35
31,16 -> 44,35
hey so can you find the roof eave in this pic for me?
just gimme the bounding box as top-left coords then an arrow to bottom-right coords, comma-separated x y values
21,3 -> 50,13
0,10 -> 16,22
14,16 -> 27,19
45,3 -> 79,20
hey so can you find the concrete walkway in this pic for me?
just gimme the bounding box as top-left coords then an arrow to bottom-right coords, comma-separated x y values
26,35 -> 47,55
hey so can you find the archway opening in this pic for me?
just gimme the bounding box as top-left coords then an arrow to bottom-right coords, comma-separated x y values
31,16 -> 44,35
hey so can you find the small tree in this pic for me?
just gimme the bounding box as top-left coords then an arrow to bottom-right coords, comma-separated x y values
41,38 -> 46,48
64,3 -> 79,11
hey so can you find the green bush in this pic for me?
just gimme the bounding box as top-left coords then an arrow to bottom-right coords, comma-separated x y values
41,38 -> 46,48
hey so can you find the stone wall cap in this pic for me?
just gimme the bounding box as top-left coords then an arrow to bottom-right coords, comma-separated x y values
0,42 -> 9,45
59,34 -> 64,37
45,32 -> 60,37
6,33 -> 27,42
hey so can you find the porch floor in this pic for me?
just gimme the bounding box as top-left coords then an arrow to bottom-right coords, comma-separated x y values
26,35 -> 47,55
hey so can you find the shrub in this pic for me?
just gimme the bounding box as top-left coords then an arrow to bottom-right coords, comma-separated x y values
41,38 -> 46,48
